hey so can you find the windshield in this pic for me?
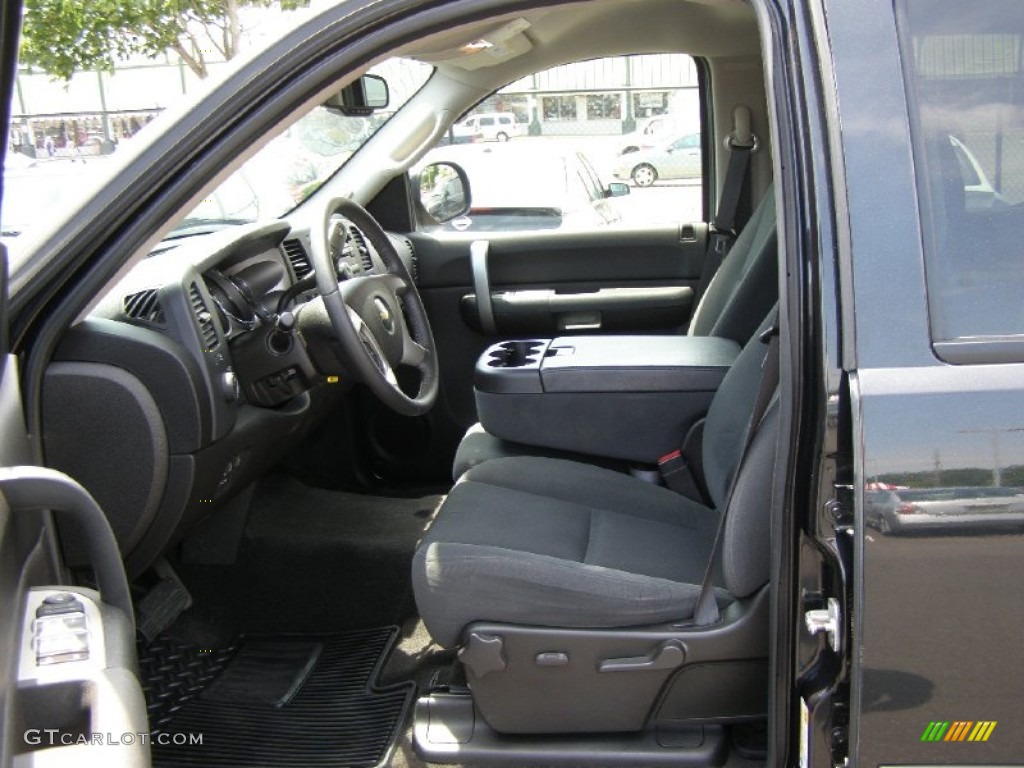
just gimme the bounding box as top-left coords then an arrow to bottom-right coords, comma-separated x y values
2,56 -> 432,248
168,58 -> 432,238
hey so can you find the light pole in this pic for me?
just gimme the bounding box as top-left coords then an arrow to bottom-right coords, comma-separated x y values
529,74 -> 541,136
96,70 -> 115,154
622,56 -> 636,133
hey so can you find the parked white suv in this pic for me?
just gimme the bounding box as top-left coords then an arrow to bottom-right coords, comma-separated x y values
451,112 -> 523,143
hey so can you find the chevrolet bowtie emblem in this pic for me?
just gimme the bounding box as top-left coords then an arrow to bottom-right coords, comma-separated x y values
374,297 -> 395,333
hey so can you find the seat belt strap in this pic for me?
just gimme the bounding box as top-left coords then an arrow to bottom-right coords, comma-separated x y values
692,318 -> 780,627
695,107 -> 756,305
697,146 -> 753,298
712,142 -> 754,234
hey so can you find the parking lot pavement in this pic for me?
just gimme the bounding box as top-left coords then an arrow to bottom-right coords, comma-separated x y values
2,155 -> 115,245
614,182 -> 703,225
859,532 -> 1024,741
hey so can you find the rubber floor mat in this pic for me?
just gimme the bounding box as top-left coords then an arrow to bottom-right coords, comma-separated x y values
140,627 -> 413,768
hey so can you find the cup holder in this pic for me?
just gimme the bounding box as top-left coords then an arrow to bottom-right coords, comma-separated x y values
487,340 -> 546,368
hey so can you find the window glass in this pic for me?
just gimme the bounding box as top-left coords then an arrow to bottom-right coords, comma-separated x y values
543,96 -> 577,121
899,0 -> 1024,343
419,54 -> 702,232
586,94 -> 622,120
4,55 -> 432,250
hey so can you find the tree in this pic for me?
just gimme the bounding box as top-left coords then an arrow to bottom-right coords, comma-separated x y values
20,0 -> 307,81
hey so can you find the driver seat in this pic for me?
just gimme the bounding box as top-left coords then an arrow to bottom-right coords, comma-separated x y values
412,309 -> 778,734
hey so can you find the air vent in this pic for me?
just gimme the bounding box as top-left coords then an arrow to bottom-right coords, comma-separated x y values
122,289 -> 165,325
282,238 -> 313,279
189,283 -> 219,351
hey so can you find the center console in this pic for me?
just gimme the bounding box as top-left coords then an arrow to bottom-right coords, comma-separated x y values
474,335 -> 740,464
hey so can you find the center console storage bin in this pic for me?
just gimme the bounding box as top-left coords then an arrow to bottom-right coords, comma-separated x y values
475,335 -> 739,464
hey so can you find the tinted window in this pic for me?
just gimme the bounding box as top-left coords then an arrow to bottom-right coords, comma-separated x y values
900,0 -> 1024,348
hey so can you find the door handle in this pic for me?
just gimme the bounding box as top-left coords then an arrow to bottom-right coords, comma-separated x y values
470,240 -> 496,335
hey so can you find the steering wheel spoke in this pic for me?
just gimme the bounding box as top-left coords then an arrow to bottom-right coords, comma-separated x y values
348,307 -> 399,387
401,335 -> 429,368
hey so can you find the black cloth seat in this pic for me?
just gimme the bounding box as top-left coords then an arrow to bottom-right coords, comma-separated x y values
452,186 -> 777,481
452,422 -> 631,480
413,311 -> 778,648
414,457 -> 723,647
685,184 -> 777,343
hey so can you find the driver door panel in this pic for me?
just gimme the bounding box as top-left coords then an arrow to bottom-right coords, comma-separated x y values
0,257 -> 149,765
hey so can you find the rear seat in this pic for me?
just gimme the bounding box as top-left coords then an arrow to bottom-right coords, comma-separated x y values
452,184 -> 778,480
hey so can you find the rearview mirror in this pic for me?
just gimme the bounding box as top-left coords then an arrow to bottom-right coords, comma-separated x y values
606,182 -> 630,198
323,74 -> 390,116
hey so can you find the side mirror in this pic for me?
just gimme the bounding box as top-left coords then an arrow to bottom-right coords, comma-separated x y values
605,182 -> 630,198
416,162 -> 472,223
323,74 -> 390,116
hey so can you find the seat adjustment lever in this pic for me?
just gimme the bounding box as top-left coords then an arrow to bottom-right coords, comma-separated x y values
598,639 -> 685,673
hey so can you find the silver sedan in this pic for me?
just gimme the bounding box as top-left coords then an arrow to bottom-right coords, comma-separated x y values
613,133 -> 702,187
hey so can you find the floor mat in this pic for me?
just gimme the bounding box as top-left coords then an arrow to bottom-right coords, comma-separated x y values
142,628 -> 414,768
172,477 -> 443,642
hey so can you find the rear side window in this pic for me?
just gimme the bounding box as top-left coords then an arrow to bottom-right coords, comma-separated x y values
899,0 -> 1024,359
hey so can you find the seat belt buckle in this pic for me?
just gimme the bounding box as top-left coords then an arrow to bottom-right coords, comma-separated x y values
658,449 -> 685,471
657,450 -> 702,500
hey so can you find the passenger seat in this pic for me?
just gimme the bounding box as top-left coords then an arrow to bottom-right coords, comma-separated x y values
452,185 -> 778,480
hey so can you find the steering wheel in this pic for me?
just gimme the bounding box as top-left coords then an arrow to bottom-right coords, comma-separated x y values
307,197 -> 438,416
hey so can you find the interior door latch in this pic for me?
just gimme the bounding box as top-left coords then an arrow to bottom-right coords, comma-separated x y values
804,597 -> 841,653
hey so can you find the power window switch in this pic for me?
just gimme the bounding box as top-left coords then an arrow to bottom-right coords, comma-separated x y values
33,594 -> 89,666
35,592 -> 83,618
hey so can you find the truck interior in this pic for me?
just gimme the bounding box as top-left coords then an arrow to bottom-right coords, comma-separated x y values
3,0 -> 825,766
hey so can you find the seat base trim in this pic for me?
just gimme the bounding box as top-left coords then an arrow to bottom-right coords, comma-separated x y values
413,693 -> 728,766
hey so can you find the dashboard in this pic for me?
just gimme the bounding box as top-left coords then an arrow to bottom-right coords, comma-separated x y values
42,217 -> 416,576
